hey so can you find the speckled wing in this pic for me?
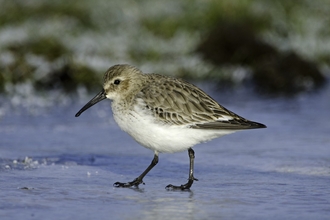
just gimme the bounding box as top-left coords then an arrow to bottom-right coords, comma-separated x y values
137,74 -> 265,130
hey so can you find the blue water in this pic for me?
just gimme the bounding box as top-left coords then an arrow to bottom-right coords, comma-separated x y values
1,82 -> 330,220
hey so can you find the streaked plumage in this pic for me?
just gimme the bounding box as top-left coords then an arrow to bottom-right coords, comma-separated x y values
76,64 -> 266,190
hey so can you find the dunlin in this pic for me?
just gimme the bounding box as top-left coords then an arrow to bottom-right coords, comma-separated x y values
75,64 -> 266,190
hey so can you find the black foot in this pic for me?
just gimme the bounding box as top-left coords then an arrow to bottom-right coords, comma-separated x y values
113,178 -> 144,188
165,178 -> 198,191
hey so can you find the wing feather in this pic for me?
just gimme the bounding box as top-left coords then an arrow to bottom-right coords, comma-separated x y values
136,74 -> 266,130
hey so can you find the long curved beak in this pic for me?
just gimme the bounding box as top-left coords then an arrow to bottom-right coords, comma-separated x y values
75,89 -> 107,117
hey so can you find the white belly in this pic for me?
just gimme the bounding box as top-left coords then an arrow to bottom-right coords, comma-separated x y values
112,104 -> 235,153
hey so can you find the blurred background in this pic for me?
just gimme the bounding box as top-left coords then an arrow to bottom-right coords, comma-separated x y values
1,1 -> 330,219
0,0 -> 329,106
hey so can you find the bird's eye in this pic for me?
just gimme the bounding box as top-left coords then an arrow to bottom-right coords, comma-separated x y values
114,79 -> 121,85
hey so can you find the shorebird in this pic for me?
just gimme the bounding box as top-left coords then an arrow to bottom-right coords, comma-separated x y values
75,64 -> 266,190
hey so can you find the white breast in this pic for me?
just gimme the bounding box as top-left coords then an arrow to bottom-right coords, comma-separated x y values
111,101 -> 235,154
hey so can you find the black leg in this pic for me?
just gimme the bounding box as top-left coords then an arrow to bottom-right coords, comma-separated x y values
166,148 -> 198,190
114,154 -> 159,188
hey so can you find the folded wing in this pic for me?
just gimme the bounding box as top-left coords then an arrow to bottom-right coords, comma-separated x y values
138,74 -> 266,130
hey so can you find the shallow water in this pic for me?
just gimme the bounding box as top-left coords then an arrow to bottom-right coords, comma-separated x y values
1,83 -> 330,220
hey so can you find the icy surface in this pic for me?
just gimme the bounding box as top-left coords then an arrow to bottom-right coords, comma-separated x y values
1,83 -> 330,220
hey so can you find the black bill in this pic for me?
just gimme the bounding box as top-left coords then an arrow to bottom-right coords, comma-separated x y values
75,89 -> 107,117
